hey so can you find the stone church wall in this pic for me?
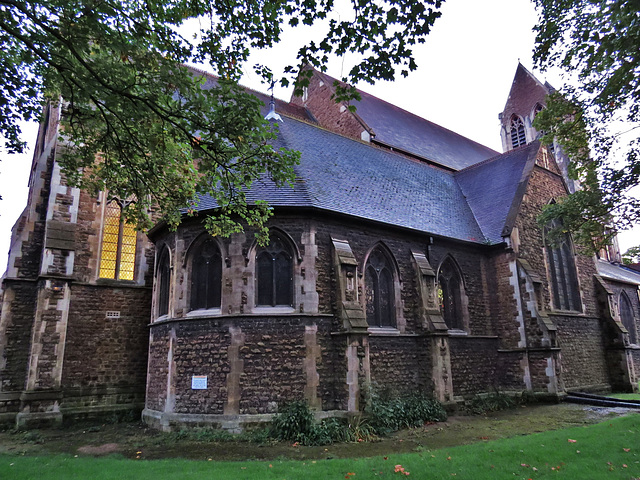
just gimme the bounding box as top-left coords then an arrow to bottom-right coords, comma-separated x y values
0,282 -> 37,394
146,323 -> 171,412
554,315 -> 610,389
449,336 -> 499,396
60,284 -> 151,413
368,335 -> 431,397
514,163 -> 612,391
145,212 -> 504,424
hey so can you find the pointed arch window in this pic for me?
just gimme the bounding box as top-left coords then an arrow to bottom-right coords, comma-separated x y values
256,235 -> 293,307
510,115 -> 526,148
365,247 -> 396,328
437,257 -> 465,330
157,249 -> 171,318
99,199 -> 137,280
190,238 -> 222,310
545,219 -> 581,311
620,292 -> 637,345
533,103 -> 544,118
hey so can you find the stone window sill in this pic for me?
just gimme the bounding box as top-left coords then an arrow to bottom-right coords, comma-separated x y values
186,308 -> 222,318
368,327 -> 400,336
252,306 -> 296,315
448,329 -> 468,336
547,310 -> 587,317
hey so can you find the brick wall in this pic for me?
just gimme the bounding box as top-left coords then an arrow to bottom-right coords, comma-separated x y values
148,315 -> 335,415
290,70 -> 367,140
450,337 -> 500,396
369,335 -> 432,397
555,314 -> 610,389
146,323 -> 171,412
61,284 -> 151,399
0,281 -> 37,392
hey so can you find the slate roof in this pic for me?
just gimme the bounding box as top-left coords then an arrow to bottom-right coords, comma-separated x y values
500,63 -> 550,123
597,259 -> 640,286
192,68 -> 316,123
456,142 -> 540,244
195,116 -> 487,243
312,70 -> 498,171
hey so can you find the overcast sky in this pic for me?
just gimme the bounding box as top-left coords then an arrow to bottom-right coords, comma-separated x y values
0,0 -> 637,269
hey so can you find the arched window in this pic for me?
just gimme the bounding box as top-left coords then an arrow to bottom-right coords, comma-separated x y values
510,115 -> 526,148
99,199 -> 137,280
157,249 -> 171,317
533,103 -> 544,118
190,238 -> 222,310
437,257 -> 465,330
545,219 -> 581,311
256,235 -> 293,307
620,292 -> 637,345
364,247 -> 396,328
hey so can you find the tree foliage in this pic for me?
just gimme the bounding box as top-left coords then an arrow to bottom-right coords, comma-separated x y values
622,246 -> 640,265
0,0 -> 443,238
533,0 -> 640,253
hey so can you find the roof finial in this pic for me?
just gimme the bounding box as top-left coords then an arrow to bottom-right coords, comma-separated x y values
265,80 -> 283,122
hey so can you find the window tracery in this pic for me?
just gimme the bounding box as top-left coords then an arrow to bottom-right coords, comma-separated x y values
620,292 -> 637,345
510,115 -> 526,148
157,248 -> 171,317
545,219 -> 582,312
437,257 -> 465,330
256,235 -> 293,307
190,238 -> 222,311
364,247 -> 396,328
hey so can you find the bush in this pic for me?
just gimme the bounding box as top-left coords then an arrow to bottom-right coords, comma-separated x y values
270,401 -> 315,443
465,392 -> 516,415
269,402 -> 379,446
365,391 -> 447,436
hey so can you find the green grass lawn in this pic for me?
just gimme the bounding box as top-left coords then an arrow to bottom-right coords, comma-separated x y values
2,414 -> 639,480
609,393 -> 640,401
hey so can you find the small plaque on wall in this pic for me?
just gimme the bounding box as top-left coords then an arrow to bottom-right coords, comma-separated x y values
191,375 -> 208,390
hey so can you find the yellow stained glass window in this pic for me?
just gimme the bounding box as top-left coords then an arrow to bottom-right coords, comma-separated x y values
99,200 -> 137,280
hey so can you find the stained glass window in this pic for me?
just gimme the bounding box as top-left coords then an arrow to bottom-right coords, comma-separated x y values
99,200 -> 137,280
545,220 -> 581,311
510,115 -> 526,148
256,236 -> 292,306
438,258 -> 464,330
365,248 -> 395,327
190,238 -> 222,310
620,293 -> 637,345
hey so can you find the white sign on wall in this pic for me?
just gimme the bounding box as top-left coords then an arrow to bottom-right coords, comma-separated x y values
191,375 -> 208,390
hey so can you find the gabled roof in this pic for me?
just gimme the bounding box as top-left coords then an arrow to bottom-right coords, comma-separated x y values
310,70 -> 498,171
195,116 -> 487,243
501,63 -> 550,122
597,259 -> 640,286
192,67 -> 316,123
455,141 -> 541,244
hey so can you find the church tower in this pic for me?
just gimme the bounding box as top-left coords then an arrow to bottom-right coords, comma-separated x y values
499,63 -> 578,194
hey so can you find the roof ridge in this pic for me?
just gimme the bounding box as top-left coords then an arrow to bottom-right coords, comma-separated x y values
282,114 -> 458,172
515,62 -> 549,93
456,140 -> 540,174
186,65 -> 291,103
313,67 -> 496,156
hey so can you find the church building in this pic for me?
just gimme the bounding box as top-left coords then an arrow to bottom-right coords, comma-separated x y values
1,64 -> 639,430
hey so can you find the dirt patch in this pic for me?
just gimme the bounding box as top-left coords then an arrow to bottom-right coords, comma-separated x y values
0,403 -> 634,461
77,443 -> 120,456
